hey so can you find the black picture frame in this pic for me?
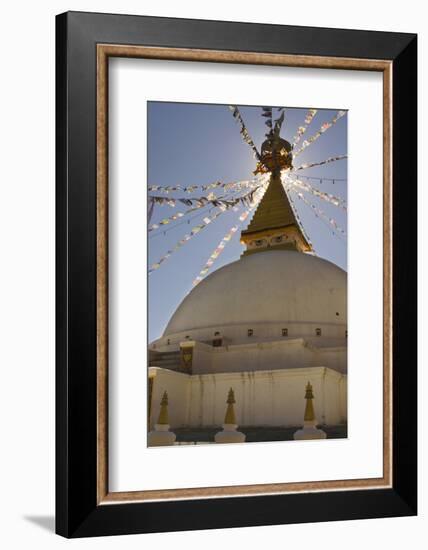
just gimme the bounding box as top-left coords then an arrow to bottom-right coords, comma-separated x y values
56,11 -> 417,538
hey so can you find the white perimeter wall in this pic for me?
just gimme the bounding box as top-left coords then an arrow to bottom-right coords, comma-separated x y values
149,366 -> 346,429
192,339 -> 347,375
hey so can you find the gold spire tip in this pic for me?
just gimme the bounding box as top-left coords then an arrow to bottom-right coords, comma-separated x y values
224,388 -> 237,424
227,387 -> 236,404
303,381 -> 315,422
157,391 -> 169,425
305,382 -> 314,399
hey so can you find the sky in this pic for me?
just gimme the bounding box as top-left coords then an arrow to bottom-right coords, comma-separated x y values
148,102 -> 347,342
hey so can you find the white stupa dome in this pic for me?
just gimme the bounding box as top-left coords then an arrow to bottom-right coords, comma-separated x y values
160,250 -> 347,345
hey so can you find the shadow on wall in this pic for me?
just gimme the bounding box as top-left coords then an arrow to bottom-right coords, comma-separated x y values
23,516 -> 55,533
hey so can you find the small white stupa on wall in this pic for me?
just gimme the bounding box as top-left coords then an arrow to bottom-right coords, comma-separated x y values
214,388 -> 246,444
147,391 -> 176,447
294,382 -> 327,440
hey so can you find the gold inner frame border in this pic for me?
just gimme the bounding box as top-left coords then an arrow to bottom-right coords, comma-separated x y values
96,44 -> 392,504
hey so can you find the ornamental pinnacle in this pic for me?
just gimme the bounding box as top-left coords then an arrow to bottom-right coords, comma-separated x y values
224,388 -> 237,425
157,391 -> 169,425
303,381 -> 315,422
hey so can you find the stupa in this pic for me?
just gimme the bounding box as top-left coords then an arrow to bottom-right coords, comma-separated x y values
148,131 -> 347,438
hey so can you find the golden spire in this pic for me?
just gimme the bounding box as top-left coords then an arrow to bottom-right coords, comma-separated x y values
241,135 -> 312,255
242,172 -> 296,233
157,391 -> 169,425
303,381 -> 315,422
224,388 -> 237,424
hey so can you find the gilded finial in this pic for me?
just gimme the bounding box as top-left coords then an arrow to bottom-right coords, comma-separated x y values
305,381 -> 314,400
224,387 -> 237,424
303,381 -> 315,422
227,387 -> 235,405
157,391 -> 169,425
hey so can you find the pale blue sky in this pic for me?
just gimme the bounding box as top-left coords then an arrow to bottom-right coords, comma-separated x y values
148,102 -> 347,342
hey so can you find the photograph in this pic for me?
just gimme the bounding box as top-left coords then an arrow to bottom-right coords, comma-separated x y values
147,101 -> 348,446
0,0 -> 421,544
0,2 -> 417,543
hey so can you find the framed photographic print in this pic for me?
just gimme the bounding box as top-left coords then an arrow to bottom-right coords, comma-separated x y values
56,11 -> 417,537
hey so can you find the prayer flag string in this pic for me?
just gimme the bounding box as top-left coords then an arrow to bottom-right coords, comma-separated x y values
148,197 -> 155,224
285,176 -> 347,211
261,106 -> 273,137
294,155 -> 347,171
293,111 -> 347,157
229,105 -> 262,160
149,204 -> 218,240
148,206 -> 230,274
285,184 -> 347,240
148,176 -> 269,238
281,183 -> 314,251
148,184 -> 264,210
292,108 -> 317,146
293,174 -> 347,183
192,183 -> 268,286
191,211 -> 248,287
149,204 -> 205,232
148,177 -> 261,194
